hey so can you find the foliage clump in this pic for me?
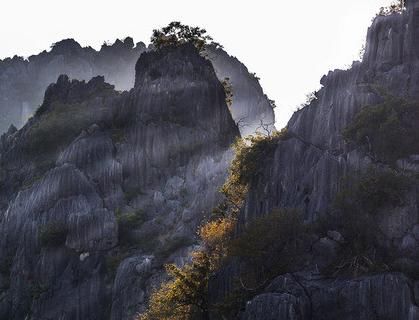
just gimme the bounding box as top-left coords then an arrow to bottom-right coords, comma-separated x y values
221,77 -> 233,108
344,96 -> 419,163
332,168 -> 412,276
26,103 -> 92,154
230,209 -> 306,276
221,130 -> 288,210
213,209 -> 309,318
117,209 -> 147,246
378,0 -> 405,16
23,100 -> 110,173
140,130 -> 292,320
140,218 -> 235,320
39,222 -> 68,247
151,22 -> 214,52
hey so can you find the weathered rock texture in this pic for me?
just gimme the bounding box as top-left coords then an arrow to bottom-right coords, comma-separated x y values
206,46 -> 276,136
0,43 -> 239,320
0,39 -> 274,136
234,3 -> 419,319
242,273 -> 419,320
0,38 -> 146,132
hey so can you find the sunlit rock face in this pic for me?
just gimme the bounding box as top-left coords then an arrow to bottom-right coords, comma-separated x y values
0,43 -> 239,320
206,45 -> 276,136
0,39 -> 275,136
211,5 -> 419,320
243,4 -> 419,222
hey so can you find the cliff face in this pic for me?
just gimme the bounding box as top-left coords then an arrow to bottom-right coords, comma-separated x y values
243,2 -> 419,228
0,40 -> 274,136
0,38 -> 146,132
206,46 -> 276,136
234,3 -> 419,319
0,44 -> 239,320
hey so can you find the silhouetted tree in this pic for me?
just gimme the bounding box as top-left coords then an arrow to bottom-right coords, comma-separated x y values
151,22 -> 213,52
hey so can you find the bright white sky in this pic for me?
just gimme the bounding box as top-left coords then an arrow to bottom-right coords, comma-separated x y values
0,0 -> 394,128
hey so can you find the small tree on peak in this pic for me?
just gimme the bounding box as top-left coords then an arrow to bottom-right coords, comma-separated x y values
151,22 -> 213,52
378,0 -> 405,16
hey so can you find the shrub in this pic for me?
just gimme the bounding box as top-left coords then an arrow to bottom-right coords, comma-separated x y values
139,251 -> 213,320
39,222 -> 68,247
344,96 -> 419,163
299,91 -> 318,109
221,130 -> 288,211
124,187 -> 147,202
26,102 -> 93,156
229,209 -> 307,288
23,100 -> 109,174
210,209 -> 309,318
151,22 -> 213,52
30,281 -> 48,300
111,127 -> 126,144
332,168 -> 412,276
117,209 -> 147,246
378,0 -> 405,16
221,78 -> 233,108
141,130 -> 290,320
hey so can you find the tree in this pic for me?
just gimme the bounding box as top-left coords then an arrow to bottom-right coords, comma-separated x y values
221,77 -> 233,108
139,132 -> 289,320
139,251 -> 212,320
139,218 -> 235,320
150,22 -> 213,52
378,0 -> 405,16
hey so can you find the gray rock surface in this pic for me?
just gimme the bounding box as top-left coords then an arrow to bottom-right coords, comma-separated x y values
242,273 -> 419,320
219,5 -> 419,320
0,38 -> 146,132
0,43 -> 239,319
0,39 -> 275,136
206,45 -> 276,135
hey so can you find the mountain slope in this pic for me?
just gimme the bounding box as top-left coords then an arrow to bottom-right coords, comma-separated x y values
225,2 -> 419,319
0,43 -> 239,320
0,39 -> 275,136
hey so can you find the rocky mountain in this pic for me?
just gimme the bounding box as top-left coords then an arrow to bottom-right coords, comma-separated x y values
224,1 -> 419,319
0,38 -> 146,132
0,43 -> 239,319
2,2 -> 419,319
0,38 -> 274,136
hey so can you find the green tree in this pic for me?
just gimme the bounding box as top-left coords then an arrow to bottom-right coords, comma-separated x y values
150,22 -> 213,52
378,0 -> 405,16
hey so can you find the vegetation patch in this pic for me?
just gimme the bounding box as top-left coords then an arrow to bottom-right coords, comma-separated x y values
331,168 -> 413,276
377,0 -> 405,16
30,281 -> 49,300
221,77 -> 233,108
106,253 -> 126,278
217,209 -> 308,318
151,21 -> 214,52
230,209 -> 307,279
221,130 -> 288,212
117,209 -> 147,246
336,168 -> 412,214
140,131 -> 291,320
25,102 -> 93,156
344,96 -> 419,163
39,222 -> 68,247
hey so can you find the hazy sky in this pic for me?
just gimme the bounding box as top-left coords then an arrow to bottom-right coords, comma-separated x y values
0,0 -> 394,128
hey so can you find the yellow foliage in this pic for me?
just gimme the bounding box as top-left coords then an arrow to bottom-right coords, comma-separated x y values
221,130 -> 288,212
199,217 -> 235,250
140,130 -> 289,320
139,251 -> 212,320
